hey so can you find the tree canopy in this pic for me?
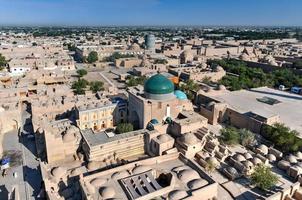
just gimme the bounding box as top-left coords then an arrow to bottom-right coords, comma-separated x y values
103,52 -> 134,62
0,54 -> 7,69
220,127 -> 240,145
116,123 -> 133,134
220,127 -> 255,147
262,123 -> 302,153
87,51 -> 98,63
90,81 -> 104,93
126,75 -> 146,87
179,79 -> 199,100
72,79 -> 89,95
251,164 -> 278,191
76,69 -> 88,77
208,59 -> 302,90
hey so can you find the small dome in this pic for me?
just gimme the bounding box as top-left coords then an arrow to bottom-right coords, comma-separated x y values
216,66 -> 224,72
251,157 -> 262,165
187,179 -> 208,190
174,90 -> 187,100
150,119 -> 159,125
180,133 -> 198,145
257,144 -> 269,155
287,155 -> 298,164
51,167 -> 66,179
244,152 -> 253,160
111,171 -> 130,179
226,167 -> 239,176
132,165 -> 151,174
144,74 -> 174,95
267,154 -> 277,162
168,190 -> 188,200
177,169 -> 200,183
218,85 -> 226,90
234,154 -> 246,162
100,187 -> 115,199
157,134 -> 171,143
242,160 -> 254,168
70,168 -> 82,176
278,160 -> 291,170
90,178 -> 106,187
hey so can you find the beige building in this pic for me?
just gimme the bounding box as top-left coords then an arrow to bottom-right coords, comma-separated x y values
81,129 -> 154,162
75,101 -> 116,131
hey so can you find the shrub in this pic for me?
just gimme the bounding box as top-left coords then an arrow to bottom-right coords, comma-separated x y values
116,123 -> 133,134
76,69 -> 88,77
251,164 -> 278,191
220,127 -> 240,145
261,123 -> 302,153
239,129 -> 255,147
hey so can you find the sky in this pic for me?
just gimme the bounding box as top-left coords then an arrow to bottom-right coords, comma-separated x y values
0,0 -> 301,26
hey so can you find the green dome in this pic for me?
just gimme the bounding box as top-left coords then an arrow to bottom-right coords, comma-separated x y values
144,74 -> 174,94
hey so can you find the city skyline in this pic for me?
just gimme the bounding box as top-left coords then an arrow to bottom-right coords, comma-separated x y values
0,0 -> 301,26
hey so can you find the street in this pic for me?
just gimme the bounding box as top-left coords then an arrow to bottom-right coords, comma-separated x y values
0,102 -> 42,200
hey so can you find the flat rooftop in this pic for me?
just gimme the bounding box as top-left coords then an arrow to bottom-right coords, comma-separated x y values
210,87 -> 302,135
81,129 -> 149,148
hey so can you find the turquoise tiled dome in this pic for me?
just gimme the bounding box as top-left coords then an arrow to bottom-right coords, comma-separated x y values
144,74 -> 174,94
174,90 -> 187,100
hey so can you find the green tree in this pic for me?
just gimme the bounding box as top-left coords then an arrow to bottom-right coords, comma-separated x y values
32,42 -> 37,46
87,51 -> 98,63
0,54 -> 7,69
126,75 -> 146,87
262,123 -> 302,153
116,123 -> 133,134
220,127 -> 240,145
179,79 -> 199,100
251,164 -> 278,191
103,52 -> 134,62
239,129 -> 255,147
154,59 -> 168,65
72,79 -> 89,95
77,69 -> 88,77
90,81 -> 104,93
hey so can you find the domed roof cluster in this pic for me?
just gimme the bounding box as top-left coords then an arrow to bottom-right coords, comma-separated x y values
144,74 -> 174,95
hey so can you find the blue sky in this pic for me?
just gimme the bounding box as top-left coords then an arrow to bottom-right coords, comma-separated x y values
0,0 -> 301,26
